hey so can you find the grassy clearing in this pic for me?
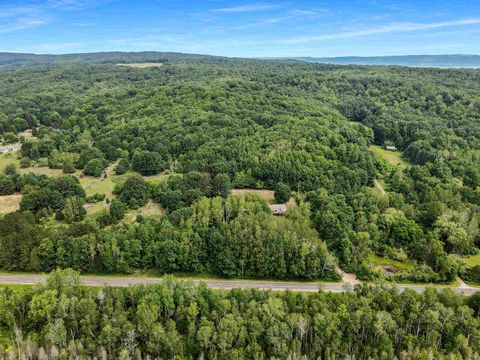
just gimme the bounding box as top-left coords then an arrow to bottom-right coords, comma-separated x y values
80,176 -> 116,198
0,152 -> 20,172
0,152 -> 172,217
372,256 -> 414,271
0,194 -> 22,214
124,201 -> 165,223
370,145 -> 406,166
19,166 -> 64,177
231,188 -> 296,205
395,278 -> 461,288
84,201 -> 107,216
464,254 -> 480,267
117,63 -> 163,68
0,152 -> 64,177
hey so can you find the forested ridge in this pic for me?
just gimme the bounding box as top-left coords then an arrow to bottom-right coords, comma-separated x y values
0,55 -> 480,285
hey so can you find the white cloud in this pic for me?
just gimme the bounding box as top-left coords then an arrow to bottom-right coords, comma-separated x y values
276,18 -> 480,44
212,3 -> 280,13
0,16 -> 50,33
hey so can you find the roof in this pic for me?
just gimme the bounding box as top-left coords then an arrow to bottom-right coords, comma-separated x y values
269,204 -> 287,215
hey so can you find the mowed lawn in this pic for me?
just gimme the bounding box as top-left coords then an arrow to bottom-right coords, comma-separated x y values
370,145 -> 406,166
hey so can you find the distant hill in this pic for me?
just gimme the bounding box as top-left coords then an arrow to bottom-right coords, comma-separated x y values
293,55 -> 480,68
2,52 -> 480,69
0,51 -> 215,68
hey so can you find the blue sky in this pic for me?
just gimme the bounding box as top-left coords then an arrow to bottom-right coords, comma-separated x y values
0,0 -> 479,57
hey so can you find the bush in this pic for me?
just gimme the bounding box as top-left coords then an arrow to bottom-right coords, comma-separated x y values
2,132 -> 18,143
4,164 -> 17,176
20,157 -> 32,168
463,265 -> 480,284
86,193 -> 105,203
115,158 -> 129,175
62,159 -> 76,174
109,199 -> 126,222
0,175 -> 15,195
83,158 -> 106,177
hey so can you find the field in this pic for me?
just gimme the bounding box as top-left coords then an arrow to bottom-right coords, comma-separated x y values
0,152 -> 172,216
372,256 -> 414,272
464,254 -> 480,267
370,145 -> 406,166
0,152 -> 20,172
117,63 -> 163,68
0,194 -> 22,214
124,201 -> 165,223
231,188 -> 296,205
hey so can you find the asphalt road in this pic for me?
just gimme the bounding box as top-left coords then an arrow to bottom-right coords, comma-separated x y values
0,274 -> 478,295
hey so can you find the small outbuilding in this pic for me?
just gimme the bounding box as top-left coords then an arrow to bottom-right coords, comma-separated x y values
269,204 -> 287,215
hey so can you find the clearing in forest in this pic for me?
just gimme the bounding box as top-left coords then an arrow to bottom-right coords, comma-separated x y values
124,201 -> 165,223
464,254 -> 480,267
231,188 -> 295,205
370,145 -> 406,166
0,194 -> 22,214
117,63 -> 163,68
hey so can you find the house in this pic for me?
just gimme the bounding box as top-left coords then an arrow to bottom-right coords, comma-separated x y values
269,204 -> 287,215
0,143 -> 20,154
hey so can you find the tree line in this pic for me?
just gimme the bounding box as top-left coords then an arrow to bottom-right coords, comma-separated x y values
1,269 -> 480,359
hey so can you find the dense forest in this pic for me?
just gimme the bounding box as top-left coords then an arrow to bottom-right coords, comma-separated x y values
0,53 -> 480,284
1,269 -> 480,359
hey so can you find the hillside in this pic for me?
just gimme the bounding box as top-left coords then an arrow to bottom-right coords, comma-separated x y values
0,51 -> 216,68
0,54 -> 479,285
294,54 -> 480,68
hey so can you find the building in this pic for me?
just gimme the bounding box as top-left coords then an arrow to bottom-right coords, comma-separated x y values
269,204 -> 287,215
0,143 -> 20,154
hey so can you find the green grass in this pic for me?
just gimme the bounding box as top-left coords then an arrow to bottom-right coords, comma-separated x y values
464,254 -> 480,267
370,145 -> 406,166
395,278 -> 461,288
372,256 -> 414,271
0,152 -> 20,172
0,152 -> 173,217
80,176 -> 116,198
123,201 -> 165,223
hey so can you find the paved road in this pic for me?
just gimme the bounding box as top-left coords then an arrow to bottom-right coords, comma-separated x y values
0,274 -> 478,295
